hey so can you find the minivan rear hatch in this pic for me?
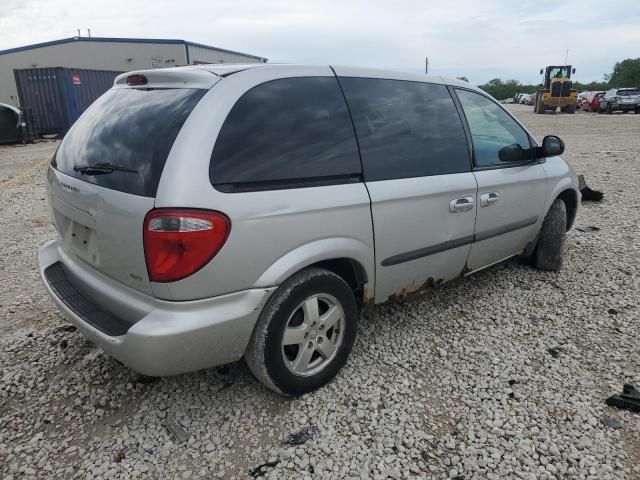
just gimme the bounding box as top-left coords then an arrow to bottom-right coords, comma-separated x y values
48,69 -> 214,294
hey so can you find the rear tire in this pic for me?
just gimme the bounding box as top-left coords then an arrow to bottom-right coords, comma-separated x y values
607,104 -> 612,114
245,267 -> 358,396
536,96 -> 545,114
566,103 -> 576,114
534,199 -> 567,271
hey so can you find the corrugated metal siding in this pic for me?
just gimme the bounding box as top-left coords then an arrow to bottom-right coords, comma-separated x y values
187,45 -> 263,65
60,68 -> 120,124
14,67 -> 121,134
14,68 -> 68,134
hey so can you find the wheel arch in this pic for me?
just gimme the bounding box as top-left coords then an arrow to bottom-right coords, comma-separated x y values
556,189 -> 578,231
253,237 -> 374,307
313,258 -> 369,307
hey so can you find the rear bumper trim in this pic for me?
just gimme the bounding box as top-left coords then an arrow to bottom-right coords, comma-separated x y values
44,262 -> 130,336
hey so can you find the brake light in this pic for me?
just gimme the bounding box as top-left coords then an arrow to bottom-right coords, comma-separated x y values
127,74 -> 148,86
143,209 -> 230,282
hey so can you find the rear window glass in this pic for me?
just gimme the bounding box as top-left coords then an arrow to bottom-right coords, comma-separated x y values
53,88 -> 205,197
618,89 -> 639,96
0,107 -> 18,127
339,78 -> 471,181
210,77 -> 361,191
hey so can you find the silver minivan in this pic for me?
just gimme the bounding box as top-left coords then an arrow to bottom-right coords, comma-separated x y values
38,64 -> 580,395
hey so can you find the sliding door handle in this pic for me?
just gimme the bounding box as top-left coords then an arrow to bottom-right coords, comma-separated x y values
449,196 -> 474,213
480,192 -> 500,207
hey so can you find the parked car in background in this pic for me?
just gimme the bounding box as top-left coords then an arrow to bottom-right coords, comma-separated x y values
581,91 -> 605,112
501,98 -> 514,104
38,64 -> 580,395
519,94 -> 532,105
577,91 -> 590,108
0,103 -> 32,144
598,88 -> 640,114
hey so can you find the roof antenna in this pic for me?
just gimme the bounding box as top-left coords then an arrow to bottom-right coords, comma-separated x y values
425,57 -> 429,75
88,28 -> 91,38
77,29 -> 81,37
553,49 -> 570,135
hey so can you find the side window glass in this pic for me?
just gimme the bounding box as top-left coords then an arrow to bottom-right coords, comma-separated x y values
210,77 -> 361,191
456,89 -> 533,168
339,78 -> 470,181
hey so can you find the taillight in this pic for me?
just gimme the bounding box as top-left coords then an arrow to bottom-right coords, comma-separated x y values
143,209 -> 230,283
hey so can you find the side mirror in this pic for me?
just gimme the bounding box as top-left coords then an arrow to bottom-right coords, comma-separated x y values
541,135 -> 565,157
498,143 -> 527,163
539,69 -> 544,75
572,68 -> 576,74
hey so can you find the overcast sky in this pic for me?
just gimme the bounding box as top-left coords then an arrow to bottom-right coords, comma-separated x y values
2,0 -> 639,85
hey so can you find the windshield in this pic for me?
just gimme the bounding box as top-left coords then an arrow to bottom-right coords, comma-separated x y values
548,67 -> 570,78
53,88 -> 205,197
618,89 -> 639,96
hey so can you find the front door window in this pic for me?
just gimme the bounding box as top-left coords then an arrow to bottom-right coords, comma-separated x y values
456,89 -> 533,168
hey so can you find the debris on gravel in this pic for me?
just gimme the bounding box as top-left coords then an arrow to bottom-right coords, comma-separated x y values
578,174 -> 605,202
1,106 -> 639,479
165,415 -> 191,443
285,426 -> 314,446
601,417 -> 623,430
249,461 -> 279,478
575,225 -> 601,232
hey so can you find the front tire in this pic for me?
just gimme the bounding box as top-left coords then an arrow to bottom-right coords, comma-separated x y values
534,199 -> 567,271
245,267 -> 358,395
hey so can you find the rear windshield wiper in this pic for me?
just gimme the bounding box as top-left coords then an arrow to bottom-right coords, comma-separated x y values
73,162 -> 138,175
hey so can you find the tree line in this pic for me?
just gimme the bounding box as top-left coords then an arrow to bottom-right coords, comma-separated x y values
470,58 -> 640,100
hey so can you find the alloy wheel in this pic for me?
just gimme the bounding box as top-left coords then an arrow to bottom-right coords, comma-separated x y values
281,294 -> 345,377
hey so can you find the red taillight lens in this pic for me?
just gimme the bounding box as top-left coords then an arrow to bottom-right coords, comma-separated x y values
143,209 -> 230,283
127,74 -> 148,86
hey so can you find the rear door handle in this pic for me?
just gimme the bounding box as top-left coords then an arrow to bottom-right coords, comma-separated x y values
449,196 -> 474,213
480,192 -> 500,207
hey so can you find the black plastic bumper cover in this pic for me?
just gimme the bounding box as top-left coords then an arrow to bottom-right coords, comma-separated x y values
44,262 -> 130,336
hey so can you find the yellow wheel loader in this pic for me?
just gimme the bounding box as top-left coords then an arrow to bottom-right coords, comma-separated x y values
534,65 -> 578,114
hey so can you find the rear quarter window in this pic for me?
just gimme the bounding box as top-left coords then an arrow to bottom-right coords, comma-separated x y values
338,78 -> 471,181
210,77 -> 361,191
53,88 -> 205,197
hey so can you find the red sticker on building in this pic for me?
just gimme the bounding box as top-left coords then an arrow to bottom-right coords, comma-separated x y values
72,74 -> 81,85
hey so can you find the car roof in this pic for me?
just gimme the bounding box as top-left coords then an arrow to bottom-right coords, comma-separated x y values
193,63 -> 478,89
191,63 -> 265,76
116,63 -> 483,94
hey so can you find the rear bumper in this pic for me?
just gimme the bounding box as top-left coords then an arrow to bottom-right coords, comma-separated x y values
37,239 -> 275,376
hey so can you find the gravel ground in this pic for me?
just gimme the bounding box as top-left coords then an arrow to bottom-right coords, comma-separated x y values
1,106 -> 639,480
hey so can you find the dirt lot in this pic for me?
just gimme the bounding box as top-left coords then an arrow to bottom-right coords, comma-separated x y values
1,106 -> 639,480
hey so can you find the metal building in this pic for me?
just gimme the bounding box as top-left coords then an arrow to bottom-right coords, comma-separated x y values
0,36 -> 267,106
